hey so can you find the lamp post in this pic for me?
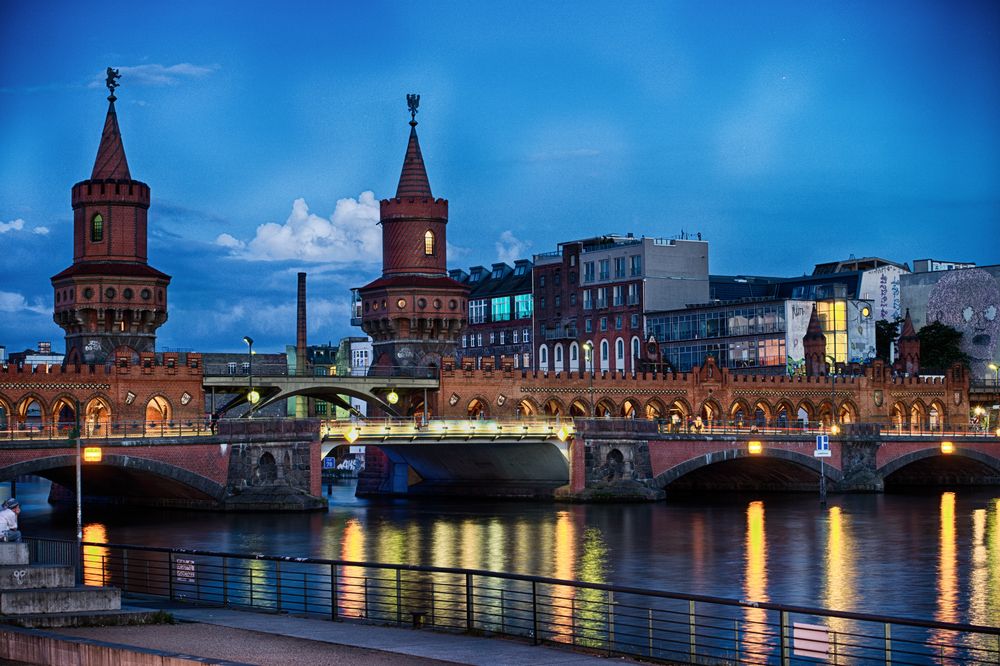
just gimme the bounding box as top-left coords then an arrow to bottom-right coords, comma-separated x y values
74,399 -> 82,582
825,355 -> 839,435
243,336 -> 255,419
583,341 -> 595,416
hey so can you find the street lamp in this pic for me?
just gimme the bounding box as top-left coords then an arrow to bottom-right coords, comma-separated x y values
243,336 -> 256,418
825,355 -> 839,434
582,341 -> 595,416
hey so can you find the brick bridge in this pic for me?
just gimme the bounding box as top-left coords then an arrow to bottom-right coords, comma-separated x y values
0,419 -> 325,511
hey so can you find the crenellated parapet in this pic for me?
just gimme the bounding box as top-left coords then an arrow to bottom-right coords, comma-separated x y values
71,178 -> 150,208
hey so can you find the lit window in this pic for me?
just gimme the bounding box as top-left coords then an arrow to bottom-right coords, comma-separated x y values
424,230 -> 435,255
91,214 -> 104,242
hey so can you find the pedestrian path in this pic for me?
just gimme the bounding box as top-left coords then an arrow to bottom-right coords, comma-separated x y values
121,598 -> 636,666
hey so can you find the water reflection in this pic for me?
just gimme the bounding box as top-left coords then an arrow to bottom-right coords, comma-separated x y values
339,518 -> 366,617
82,522 -> 109,586
824,505 -> 855,639
550,511 -> 577,643
742,501 -> 769,661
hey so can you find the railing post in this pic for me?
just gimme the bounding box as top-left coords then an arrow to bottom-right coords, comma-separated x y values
466,573 -> 474,631
780,610 -> 791,666
430,581 -> 435,627
607,590 -> 615,655
122,549 -> 129,593
688,600 -> 696,661
532,581 -> 539,645
735,619 -> 741,663
330,563 -> 338,621
884,622 -> 892,665
648,608 -> 653,656
167,552 -> 174,601
222,557 -> 228,605
500,589 -> 506,635
275,560 -> 282,612
396,568 -> 402,625
364,577 -> 369,618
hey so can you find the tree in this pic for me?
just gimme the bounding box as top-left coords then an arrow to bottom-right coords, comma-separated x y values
875,318 -> 902,361
917,322 -> 970,374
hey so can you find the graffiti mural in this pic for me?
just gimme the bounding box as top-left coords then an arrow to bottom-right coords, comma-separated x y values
926,268 -> 1000,379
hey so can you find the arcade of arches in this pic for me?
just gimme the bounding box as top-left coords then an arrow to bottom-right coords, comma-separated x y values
0,393 -> 180,433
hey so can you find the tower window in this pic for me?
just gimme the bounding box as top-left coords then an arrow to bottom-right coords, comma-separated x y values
91,214 -> 104,242
424,230 -> 435,255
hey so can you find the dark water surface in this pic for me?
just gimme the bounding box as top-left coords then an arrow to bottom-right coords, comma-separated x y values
15,478 -> 1000,627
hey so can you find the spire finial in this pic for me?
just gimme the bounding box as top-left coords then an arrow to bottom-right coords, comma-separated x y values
406,93 -> 420,126
105,67 -> 121,102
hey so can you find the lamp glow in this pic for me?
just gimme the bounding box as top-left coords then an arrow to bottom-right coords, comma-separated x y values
386,391 -> 399,405
248,389 -> 260,404
748,440 -> 763,455
344,427 -> 359,444
941,441 -> 954,455
557,426 -> 569,442
830,424 -> 840,435
82,447 -> 102,463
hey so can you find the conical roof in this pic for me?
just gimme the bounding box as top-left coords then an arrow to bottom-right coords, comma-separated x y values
805,306 -> 825,339
395,121 -> 432,198
899,308 -> 917,338
91,99 -> 131,180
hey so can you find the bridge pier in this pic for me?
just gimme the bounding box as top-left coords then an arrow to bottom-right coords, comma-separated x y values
556,420 -> 665,502
834,424 -> 884,492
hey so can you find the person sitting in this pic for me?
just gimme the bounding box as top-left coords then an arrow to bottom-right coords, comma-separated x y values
1,498 -> 21,543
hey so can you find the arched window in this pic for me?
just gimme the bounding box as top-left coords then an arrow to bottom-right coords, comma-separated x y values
616,338 -> 625,359
569,342 -> 578,363
555,345 -> 562,362
539,344 -> 548,369
631,336 -> 641,359
424,230 -> 435,255
601,340 -> 609,361
91,214 -> 104,242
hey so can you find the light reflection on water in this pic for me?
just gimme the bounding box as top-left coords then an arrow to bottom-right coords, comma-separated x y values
14,478 -> 1000,627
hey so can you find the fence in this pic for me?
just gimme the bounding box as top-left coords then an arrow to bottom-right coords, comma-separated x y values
25,537 -> 1000,665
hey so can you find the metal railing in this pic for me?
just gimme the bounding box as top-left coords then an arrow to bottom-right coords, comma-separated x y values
202,365 -> 438,380
0,419 -> 218,442
25,538 -> 1000,665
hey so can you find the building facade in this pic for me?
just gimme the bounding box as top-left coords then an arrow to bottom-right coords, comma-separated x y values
452,260 -> 534,370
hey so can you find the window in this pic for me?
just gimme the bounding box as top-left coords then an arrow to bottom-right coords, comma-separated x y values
570,272 -> 577,284
477,333 -> 483,346
601,340 -> 609,361
599,259 -> 610,280
462,335 -> 467,348
615,315 -> 623,330
570,293 -> 576,306
617,339 -> 625,360
513,329 -> 520,343
227,362 -> 237,375
91,214 -> 104,242
627,283 -> 639,305
584,262 -> 595,283
424,230 -> 435,255
631,314 -> 640,329
554,273 -> 561,286
583,289 -> 593,310
514,293 -> 533,319
570,344 -> 578,362
469,299 -> 488,324
596,287 -> 608,309
613,285 -> 624,306
499,331 -> 505,345
554,295 -> 561,308
555,346 -> 562,362
585,318 -> 593,333
490,332 -> 495,344
539,275 -> 546,288
600,317 -> 608,331
539,297 -> 546,309
514,263 -> 529,276
491,297 -> 511,321
523,328 -> 530,343
570,255 -> 576,267
630,255 -> 642,276
614,257 -> 626,278
540,346 -> 548,365
632,337 -> 641,358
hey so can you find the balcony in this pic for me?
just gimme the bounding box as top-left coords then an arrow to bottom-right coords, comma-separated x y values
544,326 -> 579,341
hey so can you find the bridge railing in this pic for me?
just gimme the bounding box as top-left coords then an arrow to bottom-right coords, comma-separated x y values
24,537 -> 1000,665
0,418 -> 232,442
202,365 -> 439,380
322,418 -> 573,441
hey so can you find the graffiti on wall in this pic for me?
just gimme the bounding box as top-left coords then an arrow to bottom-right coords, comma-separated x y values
926,268 -> 999,379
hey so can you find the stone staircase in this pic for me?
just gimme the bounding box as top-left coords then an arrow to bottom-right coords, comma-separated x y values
0,542 -> 137,628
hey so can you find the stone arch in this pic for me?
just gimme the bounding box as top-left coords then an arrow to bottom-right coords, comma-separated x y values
569,398 -> 590,417
0,454 -> 225,502
595,398 -> 616,417
879,447 -> 1000,480
644,398 -> 666,420
891,401 -> 908,428
837,399 -> 859,425
542,397 -> 565,417
818,400 -> 836,426
467,397 -> 490,419
700,399 -> 723,425
257,452 -> 278,483
0,395 -> 12,429
619,398 -> 641,418
667,398 -> 692,421
729,399 -> 751,426
651,447 -> 844,490
145,395 -> 173,425
795,400 -> 816,426
751,400 -> 772,426
602,448 -> 626,482
774,400 -> 795,428
84,396 -> 113,435
49,394 -> 78,431
16,394 -> 46,430
516,397 -> 539,418
910,400 -> 928,429
928,399 -> 947,430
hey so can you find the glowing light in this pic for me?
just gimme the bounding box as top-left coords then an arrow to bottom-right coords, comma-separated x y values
386,391 -> 399,405
247,389 -> 260,404
748,440 -> 763,455
344,427 -> 359,444
557,426 -> 569,441
830,424 -> 840,435
82,447 -> 102,462
941,441 -> 954,454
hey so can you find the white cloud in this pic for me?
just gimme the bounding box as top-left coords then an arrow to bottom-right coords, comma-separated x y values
0,219 -> 25,233
496,230 -> 531,265
0,290 -> 49,315
90,63 -> 219,88
218,192 -> 381,264
192,296 -> 352,338
32,226 -> 49,235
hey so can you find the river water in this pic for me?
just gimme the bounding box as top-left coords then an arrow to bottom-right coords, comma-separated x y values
13,478 -> 1000,628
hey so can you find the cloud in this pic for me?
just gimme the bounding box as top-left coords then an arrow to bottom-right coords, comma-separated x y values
496,230 -> 531,265
32,226 -> 49,235
0,291 -> 49,315
0,219 -> 25,233
89,63 -> 219,88
217,192 -> 381,264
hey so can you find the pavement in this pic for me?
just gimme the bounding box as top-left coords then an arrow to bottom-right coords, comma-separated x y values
48,598 -> 642,666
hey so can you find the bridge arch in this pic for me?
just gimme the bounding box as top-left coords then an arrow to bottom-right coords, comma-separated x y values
595,398 -> 617,417
651,446 -> 843,490
891,401 -> 907,428
516,397 -> 539,417
909,400 -> 928,429
774,400 -> 795,428
795,400 -> 816,424
541,397 -> 565,417
751,400 -> 772,425
467,397 -> 490,418
699,398 -> 722,424
0,396 -> 11,428
145,395 -> 173,425
728,399 -> 751,426
928,399 -> 947,429
644,398 -> 665,420
838,399 -> 859,424
879,447 -> 1000,481
569,398 -> 590,417
49,394 -> 78,429
619,398 -> 641,418
16,393 -> 46,429
0,454 -> 225,502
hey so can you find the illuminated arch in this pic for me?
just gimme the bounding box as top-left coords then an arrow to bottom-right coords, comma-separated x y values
891,401 -> 908,428
644,398 -> 665,420
619,398 -> 641,418
837,399 -> 859,425
517,397 -> 539,417
729,399 -> 752,425
467,397 -> 490,419
50,395 -> 78,431
542,397 -> 565,417
569,398 -> 590,417
910,401 -> 928,429
595,398 -> 616,417
16,395 -> 46,430
0,396 -> 11,429
423,230 -> 435,255
795,400 -> 816,425
774,400 -> 795,428
928,399 -> 947,430
145,395 -> 172,425
700,399 -> 723,425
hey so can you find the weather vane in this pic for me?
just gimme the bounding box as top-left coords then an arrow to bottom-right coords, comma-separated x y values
406,93 -> 420,123
105,67 -> 121,101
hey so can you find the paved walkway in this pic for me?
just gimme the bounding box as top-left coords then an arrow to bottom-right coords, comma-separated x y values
53,599 -> 640,666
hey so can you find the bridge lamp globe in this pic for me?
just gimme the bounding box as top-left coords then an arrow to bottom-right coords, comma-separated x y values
748,440 -> 763,455
82,447 -> 102,463
557,426 -> 570,442
386,390 -> 399,405
247,390 -> 260,405
940,441 -> 955,455
344,427 -> 360,444
830,424 -> 840,436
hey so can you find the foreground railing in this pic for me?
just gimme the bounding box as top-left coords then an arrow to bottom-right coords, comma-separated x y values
25,538 -> 1000,665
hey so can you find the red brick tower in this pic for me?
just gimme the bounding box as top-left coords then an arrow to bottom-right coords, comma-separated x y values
895,309 -> 921,375
51,70 -> 171,365
803,306 -> 828,376
357,95 -> 468,369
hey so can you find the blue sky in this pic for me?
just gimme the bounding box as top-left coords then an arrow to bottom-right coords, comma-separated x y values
2,0 -> 998,354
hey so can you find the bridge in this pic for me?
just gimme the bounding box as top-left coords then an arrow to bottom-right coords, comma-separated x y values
203,366 -> 439,416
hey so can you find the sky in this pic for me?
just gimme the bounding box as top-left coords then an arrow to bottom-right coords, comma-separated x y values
1,0 -> 998,354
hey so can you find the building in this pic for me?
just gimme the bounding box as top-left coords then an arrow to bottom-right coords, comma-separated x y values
50,75 -> 171,366
5,342 -> 64,370
912,258 -> 977,273
452,260 -> 534,370
355,98 -> 469,370
532,234 -> 709,374
900,264 -> 1000,380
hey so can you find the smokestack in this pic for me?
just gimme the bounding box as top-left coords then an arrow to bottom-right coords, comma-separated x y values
297,272 -> 307,376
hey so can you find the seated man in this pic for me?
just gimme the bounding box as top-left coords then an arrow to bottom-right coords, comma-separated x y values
1,498 -> 21,542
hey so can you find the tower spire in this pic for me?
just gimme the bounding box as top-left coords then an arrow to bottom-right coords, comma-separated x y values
91,68 -> 130,180
395,93 -> 432,198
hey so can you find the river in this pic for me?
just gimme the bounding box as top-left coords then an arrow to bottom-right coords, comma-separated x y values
13,478 -> 1000,628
